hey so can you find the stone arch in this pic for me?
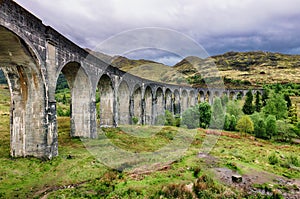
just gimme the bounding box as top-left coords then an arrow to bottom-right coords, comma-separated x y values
132,84 -> 142,124
174,89 -> 180,115
154,87 -> 164,124
0,26 -> 48,157
189,90 -> 196,106
206,91 -> 211,102
57,61 -> 91,137
165,88 -> 172,112
98,74 -> 114,127
144,86 -> 153,125
237,91 -> 244,100
214,91 -> 220,98
229,91 -> 235,100
117,80 -> 130,125
181,90 -> 188,113
199,90 -> 205,103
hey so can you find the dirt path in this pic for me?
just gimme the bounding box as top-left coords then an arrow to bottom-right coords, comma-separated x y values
198,152 -> 300,198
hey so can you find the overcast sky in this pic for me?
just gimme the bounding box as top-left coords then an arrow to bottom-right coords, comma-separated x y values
14,0 -> 300,65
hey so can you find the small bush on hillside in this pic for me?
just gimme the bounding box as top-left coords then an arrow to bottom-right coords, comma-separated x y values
165,110 -> 176,126
132,116 -> 139,125
287,155 -> 299,167
268,153 -> 279,165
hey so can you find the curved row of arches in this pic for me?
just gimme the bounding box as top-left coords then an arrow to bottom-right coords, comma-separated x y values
0,21 -> 262,158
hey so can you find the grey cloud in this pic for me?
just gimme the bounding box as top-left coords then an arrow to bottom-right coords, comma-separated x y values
15,0 -> 300,63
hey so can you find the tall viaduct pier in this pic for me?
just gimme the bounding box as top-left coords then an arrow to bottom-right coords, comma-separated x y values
0,0 -> 261,159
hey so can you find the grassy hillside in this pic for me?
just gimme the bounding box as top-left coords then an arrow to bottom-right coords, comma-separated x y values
85,50 -> 300,88
0,86 -> 299,198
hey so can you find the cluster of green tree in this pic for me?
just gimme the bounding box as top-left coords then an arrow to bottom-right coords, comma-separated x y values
264,83 -> 300,96
240,88 -> 299,141
55,73 -> 69,92
156,110 -> 181,127
180,87 -> 299,142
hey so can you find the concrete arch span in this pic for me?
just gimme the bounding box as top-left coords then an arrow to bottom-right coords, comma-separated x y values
57,61 -> 91,137
0,25 -> 50,157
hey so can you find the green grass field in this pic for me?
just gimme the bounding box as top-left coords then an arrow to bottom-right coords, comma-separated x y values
0,85 -> 299,198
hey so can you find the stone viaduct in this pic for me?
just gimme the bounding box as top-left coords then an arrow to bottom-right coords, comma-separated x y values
0,0 -> 262,159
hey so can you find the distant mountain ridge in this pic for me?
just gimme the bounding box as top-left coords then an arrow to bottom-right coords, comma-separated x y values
1,51 -> 299,88
86,50 -> 300,88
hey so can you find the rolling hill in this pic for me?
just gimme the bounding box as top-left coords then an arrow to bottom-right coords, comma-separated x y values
1,51 -> 299,88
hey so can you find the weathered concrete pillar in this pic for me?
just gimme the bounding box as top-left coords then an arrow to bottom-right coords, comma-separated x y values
90,100 -> 97,138
133,86 -> 142,124
144,87 -> 152,125
181,90 -> 188,114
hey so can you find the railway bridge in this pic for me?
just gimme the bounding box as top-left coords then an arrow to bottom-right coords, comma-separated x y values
0,0 -> 262,158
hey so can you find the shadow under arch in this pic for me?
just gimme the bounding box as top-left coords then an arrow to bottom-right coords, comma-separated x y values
56,61 -> 91,138
0,25 -> 49,157
97,74 -> 114,127
132,84 -> 142,124
117,80 -> 130,125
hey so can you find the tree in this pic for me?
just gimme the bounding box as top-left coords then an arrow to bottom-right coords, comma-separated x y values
263,92 -> 287,120
181,106 -> 199,129
226,100 -> 243,120
255,91 -> 262,112
256,119 -> 267,138
224,113 -> 236,131
242,90 -> 254,115
236,115 -> 254,136
164,110 -> 175,126
266,115 -> 277,139
199,102 -> 212,129
221,94 -> 229,107
284,94 -> 292,109
276,120 -> 296,142
288,104 -> 298,124
262,88 -> 269,107
250,112 -> 267,138
181,102 -> 212,129
210,97 -> 225,129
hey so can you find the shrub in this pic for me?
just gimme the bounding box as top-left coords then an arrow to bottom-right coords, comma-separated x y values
199,102 -> 212,129
236,115 -> 254,135
157,183 -> 193,199
268,152 -> 279,165
287,155 -> 299,167
266,115 -> 277,139
165,110 -> 175,126
132,116 -> 139,125
181,106 -> 200,129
